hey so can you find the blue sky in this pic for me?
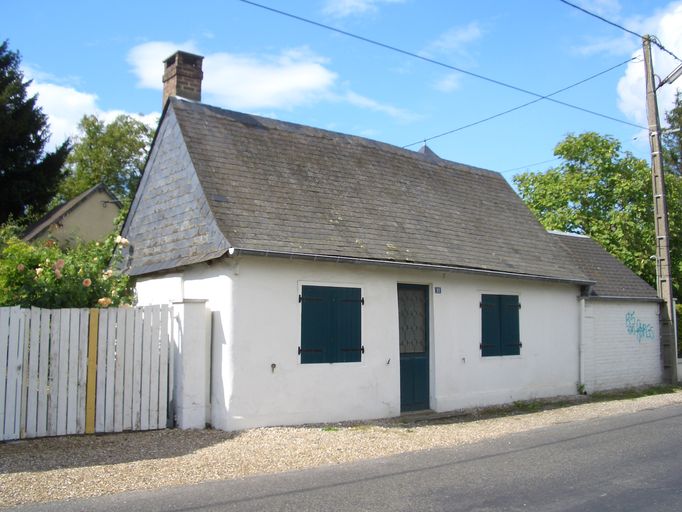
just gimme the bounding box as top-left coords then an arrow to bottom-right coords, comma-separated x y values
5,0 -> 682,181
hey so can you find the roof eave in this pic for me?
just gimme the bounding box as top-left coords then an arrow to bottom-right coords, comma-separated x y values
581,295 -> 662,303
126,247 -> 230,277
229,248 -> 593,286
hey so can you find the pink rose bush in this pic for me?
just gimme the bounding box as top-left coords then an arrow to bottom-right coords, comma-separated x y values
0,231 -> 132,308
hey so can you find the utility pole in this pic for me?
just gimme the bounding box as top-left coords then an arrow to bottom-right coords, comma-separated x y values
642,35 -> 678,384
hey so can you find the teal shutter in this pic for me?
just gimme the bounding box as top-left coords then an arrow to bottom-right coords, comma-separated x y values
301,286 -> 362,363
500,295 -> 520,356
334,287 -> 362,362
481,294 -> 520,357
300,285 -> 331,363
481,294 -> 501,356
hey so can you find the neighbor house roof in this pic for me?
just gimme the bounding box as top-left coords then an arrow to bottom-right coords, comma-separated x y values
550,231 -> 659,300
123,98 -> 590,284
23,183 -> 121,242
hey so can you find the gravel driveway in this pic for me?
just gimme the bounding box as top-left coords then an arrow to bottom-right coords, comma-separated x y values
2,390 -> 681,508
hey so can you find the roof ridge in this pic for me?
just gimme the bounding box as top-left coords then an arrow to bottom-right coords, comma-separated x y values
172,98 -> 502,178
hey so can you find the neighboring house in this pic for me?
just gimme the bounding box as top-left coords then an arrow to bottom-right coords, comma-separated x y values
551,232 -> 662,392
122,52 -> 664,431
23,184 -> 121,246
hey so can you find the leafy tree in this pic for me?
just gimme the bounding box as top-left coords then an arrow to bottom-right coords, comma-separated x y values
660,95 -> 682,346
663,90 -> 682,176
514,132 -> 682,300
0,40 -> 69,223
58,114 -> 155,204
0,216 -> 24,249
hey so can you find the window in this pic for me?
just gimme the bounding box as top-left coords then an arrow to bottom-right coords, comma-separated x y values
299,285 -> 363,363
480,294 -> 521,357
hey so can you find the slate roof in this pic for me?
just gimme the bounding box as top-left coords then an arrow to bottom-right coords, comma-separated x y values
124,98 -> 590,284
23,183 -> 121,242
550,232 -> 659,300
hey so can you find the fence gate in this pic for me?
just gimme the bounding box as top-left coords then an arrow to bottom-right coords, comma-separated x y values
0,305 -> 173,441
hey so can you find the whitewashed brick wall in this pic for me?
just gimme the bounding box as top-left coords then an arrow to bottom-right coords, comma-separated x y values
582,300 -> 662,392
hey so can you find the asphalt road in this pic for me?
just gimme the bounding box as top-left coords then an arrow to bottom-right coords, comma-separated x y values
11,402 -> 682,512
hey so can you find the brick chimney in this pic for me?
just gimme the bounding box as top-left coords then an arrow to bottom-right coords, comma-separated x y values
162,51 -> 204,108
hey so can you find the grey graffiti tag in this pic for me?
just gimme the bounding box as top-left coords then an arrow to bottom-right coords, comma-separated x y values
625,311 -> 655,342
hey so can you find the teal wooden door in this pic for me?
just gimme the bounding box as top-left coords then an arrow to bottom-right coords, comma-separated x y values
398,284 -> 430,412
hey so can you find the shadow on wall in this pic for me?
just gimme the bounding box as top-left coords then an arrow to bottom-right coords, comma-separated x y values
211,309 -> 229,430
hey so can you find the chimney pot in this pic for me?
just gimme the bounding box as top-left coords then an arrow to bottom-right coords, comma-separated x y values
162,51 -> 204,108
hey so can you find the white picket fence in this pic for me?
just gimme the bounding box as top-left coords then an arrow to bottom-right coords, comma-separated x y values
0,305 -> 173,441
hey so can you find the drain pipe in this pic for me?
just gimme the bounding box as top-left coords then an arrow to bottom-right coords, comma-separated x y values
578,296 -> 586,394
675,298 -> 679,383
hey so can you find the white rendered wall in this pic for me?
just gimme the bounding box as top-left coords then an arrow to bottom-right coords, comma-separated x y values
136,274 -> 184,305
430,274 -> 580,412
172,299 -> 212,429
181,268 -> 235,431
136,269 -> 235,428
582,300 -> 662,392
166,256 -> 582,431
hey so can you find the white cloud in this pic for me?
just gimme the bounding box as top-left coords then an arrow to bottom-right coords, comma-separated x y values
24,69 -> 160,151
427,22 -> 483,56
99,110 -> 160,129
617,2 -> 682,128
572,34 -> 635,56
322,0 -> 404,18
127,41 -> 413,121
26,81 -> 98,146
573,0 -> 622,18
127,40 -> 199,89
616,58 -> 645,125
127,42 -> 336,110
343,91 -> 415,121
22,33 -> 415,153
567,1 -> 637,56
433,73 -> 461,93
422,23 -> 482,93
203,49 -> 337,110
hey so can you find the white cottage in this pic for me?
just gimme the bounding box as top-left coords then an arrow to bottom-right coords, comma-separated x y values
122,51 -> 664,431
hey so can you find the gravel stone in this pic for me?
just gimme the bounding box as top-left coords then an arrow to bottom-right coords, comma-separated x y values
1,391 -> 681,508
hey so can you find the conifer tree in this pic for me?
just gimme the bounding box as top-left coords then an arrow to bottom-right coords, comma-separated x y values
0,40 -> 69,223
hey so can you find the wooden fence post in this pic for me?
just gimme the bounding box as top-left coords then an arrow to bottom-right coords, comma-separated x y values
85,308 -> 99,434
20,308 -> 30,439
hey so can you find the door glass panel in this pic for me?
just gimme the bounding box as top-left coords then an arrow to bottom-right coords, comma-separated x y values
399,287 -> 426,353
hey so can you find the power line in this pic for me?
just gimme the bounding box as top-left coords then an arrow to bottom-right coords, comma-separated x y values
558,0 -> 643,38
500,158 -> 561,175
238,0 -> 645,131
403,57 -> 639,149
558,0 -> 682,63
647,35 -> 682,65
